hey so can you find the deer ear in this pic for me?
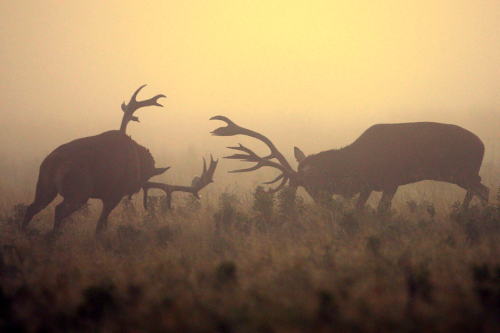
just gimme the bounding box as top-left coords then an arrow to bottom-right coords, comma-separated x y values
152,167 -> 170,177
294,147 -> 306,163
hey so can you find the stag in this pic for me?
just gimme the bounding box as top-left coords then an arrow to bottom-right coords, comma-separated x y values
22,85 -> 217,235
210,116 -> 489,212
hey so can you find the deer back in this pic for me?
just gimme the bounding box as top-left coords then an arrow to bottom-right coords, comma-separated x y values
298,122 -> 485,194
44,130 -> 157,200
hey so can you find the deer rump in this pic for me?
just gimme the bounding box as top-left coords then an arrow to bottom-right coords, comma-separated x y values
40,130 -> 156,201
308,122 -> 484,189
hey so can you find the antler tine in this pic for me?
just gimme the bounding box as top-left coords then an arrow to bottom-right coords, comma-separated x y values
228,165 -> 262,174
261,169 -> 290,194
124,84 -> 166,109
262,173 -> 285,185
226,144 -> 258,155
208,154 -> 218,175
120,85 -> 166,133
266,175 -> 289,194
129,84 -> 147,104
201,156 -> 218,185
209,116 -> 240,136
202,157 -> 207,174
224,144 -> 289,173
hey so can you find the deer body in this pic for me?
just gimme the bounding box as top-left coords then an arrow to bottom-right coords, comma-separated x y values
24,130 -> 164,233
211,117 -> 489,211
42,131 -> 157,200
298,122 -> 488,209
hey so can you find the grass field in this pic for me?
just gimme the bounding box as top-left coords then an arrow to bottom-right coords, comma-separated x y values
1,185 -> 500,332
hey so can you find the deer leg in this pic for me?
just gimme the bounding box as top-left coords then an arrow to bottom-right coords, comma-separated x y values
22,182 -> 58,231
462,183 -> 490,208
53,198 -> 88,231
95,197 -> 121,235
473,183 -> 490,207
377,186 -> 398,213
356,189 -> 372,211
458,180 -> 490,209
462,191 -> 474,209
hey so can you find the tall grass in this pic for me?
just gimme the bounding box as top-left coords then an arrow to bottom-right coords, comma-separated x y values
1,186 -> 500,332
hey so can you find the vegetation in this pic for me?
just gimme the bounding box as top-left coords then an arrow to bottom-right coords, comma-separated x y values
1,187 -> 500,332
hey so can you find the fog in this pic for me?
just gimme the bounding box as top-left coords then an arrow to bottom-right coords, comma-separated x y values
1,0 -> 500,196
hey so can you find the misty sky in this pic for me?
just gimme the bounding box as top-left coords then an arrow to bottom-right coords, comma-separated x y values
1,0 -> 500,189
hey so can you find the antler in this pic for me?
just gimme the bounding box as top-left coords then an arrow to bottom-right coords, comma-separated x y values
224,144 -> 290,193
210,115 -> 296,193
120,85 -> 166,133
142,156 -> 218,209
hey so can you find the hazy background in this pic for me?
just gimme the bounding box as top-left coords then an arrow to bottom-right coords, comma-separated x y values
1,0 -> 499,204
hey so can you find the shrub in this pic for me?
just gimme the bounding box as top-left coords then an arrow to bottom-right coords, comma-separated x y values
252,186 -> 275,230
214,192 -> 251,234
406,199 -> 436,219
471,264 -> 500,314
277,186 -> 305,219
181,195 -> 202,212
449,189 -> 500,242
77,284 -> 119,324
7,203 -> 28,226
214,261 -> 238,289
115,225 -> 147,253
120,198 -> 137,224
143,195 -> 169,225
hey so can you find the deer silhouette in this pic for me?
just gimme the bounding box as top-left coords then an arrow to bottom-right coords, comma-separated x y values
211,116 -> 489,212
22,85 -> 217,235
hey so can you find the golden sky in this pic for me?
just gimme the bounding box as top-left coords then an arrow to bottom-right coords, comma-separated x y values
1,0 -> 500,184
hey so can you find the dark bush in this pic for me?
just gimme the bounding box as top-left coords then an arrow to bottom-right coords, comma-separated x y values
7,203 -> 27,226
77,284 -> 118,324
450,189 -> 500,242
251,186 -> 276,231
214,192 -> 251,234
